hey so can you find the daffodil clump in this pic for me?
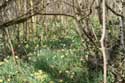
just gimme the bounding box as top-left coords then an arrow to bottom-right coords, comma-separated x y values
32,70 -> 48,82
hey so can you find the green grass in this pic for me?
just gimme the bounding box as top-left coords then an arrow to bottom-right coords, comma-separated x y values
0,48 -> 114,83
33,48 -> 88,83
0,57 -> 52,83
0,18 -> 116,83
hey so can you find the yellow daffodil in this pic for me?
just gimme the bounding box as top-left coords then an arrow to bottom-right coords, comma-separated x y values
59,79 -> 63,83
4,59 -> 8,63
59,70 -> 62,74
15,56 -> 19,59
0,62 -> 4,65
38,70 -> 43,74
61,55 -> 64,58
0,79 -> 3,83
65,70 -> 69,74
7,79 -> 11,82
49,81 -> 54,83
70,75 -> 74,79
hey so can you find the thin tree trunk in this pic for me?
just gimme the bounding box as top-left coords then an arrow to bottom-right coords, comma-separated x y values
119,0 -> 125,51
100,0 -> 107,83
5,28 -> 17,64
120,17 -> 125,50
30,0 -> 36,37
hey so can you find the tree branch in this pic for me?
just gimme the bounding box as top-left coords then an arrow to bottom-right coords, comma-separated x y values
106,3 -> 124,17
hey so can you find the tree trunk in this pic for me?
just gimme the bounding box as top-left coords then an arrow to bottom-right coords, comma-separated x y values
100,0 -> 107,83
